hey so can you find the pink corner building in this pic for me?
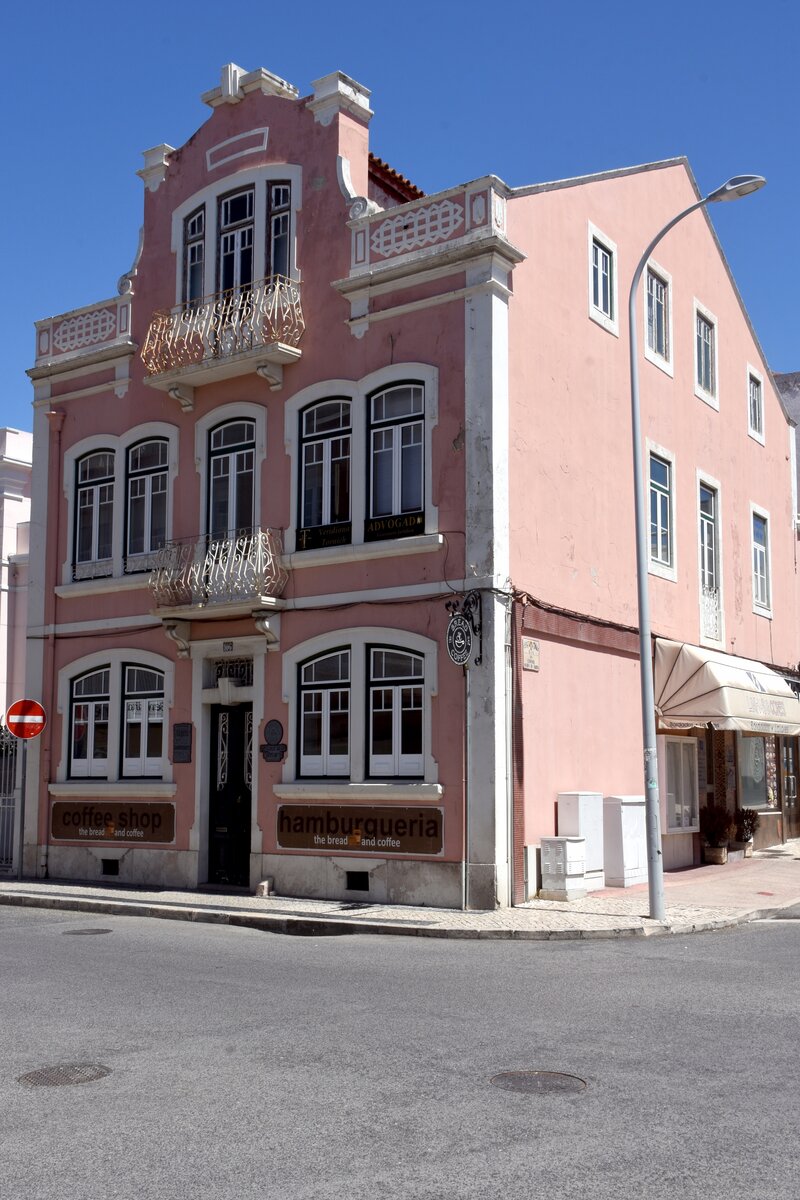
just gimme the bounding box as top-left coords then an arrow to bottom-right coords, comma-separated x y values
19,64 -> 800,905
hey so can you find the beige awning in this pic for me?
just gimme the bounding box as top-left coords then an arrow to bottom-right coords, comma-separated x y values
654,639 -> 800,735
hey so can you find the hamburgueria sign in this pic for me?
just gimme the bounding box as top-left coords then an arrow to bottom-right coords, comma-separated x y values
277,805 -> 444,855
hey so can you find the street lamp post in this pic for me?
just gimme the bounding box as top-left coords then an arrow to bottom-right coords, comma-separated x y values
628,174 -> 766,922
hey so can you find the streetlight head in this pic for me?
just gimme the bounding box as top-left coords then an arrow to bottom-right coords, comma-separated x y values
706,174 -> 766,203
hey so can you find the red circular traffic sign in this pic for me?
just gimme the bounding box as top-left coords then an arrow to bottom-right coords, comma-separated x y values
5,698 -> 47,740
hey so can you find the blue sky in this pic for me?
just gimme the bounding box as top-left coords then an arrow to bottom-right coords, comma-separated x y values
3,0 -> 797,433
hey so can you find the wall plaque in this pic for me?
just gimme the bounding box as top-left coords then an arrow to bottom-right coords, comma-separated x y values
173,722 -> 192,763
277,805 -> 444,855
51,801 -> 176,844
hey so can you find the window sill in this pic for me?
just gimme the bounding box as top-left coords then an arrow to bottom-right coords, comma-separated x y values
747,428 -> 766,447
664,825 -> 699,836
56,574 -> 151,599
588,307 -> 619,337
285,533 -> 444,569
274,782 -> 443,802
49,781 -> 176,798
648,560 -> 677,584
752,603 -> 773,619
644,347 -> 674,378
695,386 -> 719,411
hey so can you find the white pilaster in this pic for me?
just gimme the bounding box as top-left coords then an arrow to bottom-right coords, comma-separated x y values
463,254 -> 513,908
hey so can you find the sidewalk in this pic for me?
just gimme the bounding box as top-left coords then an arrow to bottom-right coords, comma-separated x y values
1,842 -> 798,940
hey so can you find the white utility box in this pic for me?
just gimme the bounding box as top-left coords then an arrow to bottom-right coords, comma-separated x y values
539,836 -> 587,901
603,795 -> 648,887
557,791 -> 605,889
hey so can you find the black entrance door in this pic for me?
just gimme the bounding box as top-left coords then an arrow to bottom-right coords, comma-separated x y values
781,738 -> 800,841
209,704 -> 252,886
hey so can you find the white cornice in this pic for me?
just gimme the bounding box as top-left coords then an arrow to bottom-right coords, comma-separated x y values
202,64 -> 299,109
307,71 -> 373,126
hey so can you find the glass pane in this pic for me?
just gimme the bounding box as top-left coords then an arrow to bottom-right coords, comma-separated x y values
150,481 -> 167,549
97,485 -> 114,560
330,443 -> 350,523
211,421 -> 254,450
146,712 -> 163,758
372,386 -> 423,423
125,719 -> 142,759
304,401 -> 350,437
302,446 -> 323,528
77,495 -> 94,562
302,652 -> 349,685
372,649 -> 423,680
93,707 -> 109,759
372,430 -> 393,517
125,667 -> 163,695
74,669 -> 110,698
79,452 -> 114,482
401,688 -> 423,755
371,690 -> 393,755
128,490 -> 145,556
329,692 -> 349,756
739,736 -> 769,807
301,695 -> 322,756
129,440 -> 168,473
400,424 -> 423,512
234,450 -> 254,531
72,704 -> 88,760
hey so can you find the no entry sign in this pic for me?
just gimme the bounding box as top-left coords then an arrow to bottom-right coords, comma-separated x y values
5,698 -> 47,739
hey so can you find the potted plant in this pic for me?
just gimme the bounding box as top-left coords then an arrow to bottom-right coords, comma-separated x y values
732,807 -> 760,857
699,802 -> 735,864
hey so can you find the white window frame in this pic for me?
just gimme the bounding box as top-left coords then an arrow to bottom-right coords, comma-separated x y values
659,735 -> 700,834
125,438 -> 170,572
74,451 -> 115,580
281,628 -> 438,787
697,470 -> 725,647
122,666 -> 166,778
170,165 -> 303,303
643,260 -> 673,377
284,364 -> 440,561
750,503 -> 772,616
587,222 -> 618,336
646,440 -> 677,582
62,425 -> 178,590
747,364 -> 765,445
194,403 -> 266,540
298,650 -> 351,778
694,299 -> 719,409
57,649 -> 174,784
70,668 -> 111,779
368,648 -> 425,778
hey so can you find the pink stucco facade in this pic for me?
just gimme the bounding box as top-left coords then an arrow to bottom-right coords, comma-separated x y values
19,64 -> 799,904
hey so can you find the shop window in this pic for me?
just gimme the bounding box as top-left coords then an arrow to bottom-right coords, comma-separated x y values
737,734 -> 778,810
299,650 -> 350,777
70,668 -> 111,778
664,737 -> 699,831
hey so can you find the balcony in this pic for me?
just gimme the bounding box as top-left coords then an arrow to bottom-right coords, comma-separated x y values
150,527 -> 289,619
141,276 -> 304,403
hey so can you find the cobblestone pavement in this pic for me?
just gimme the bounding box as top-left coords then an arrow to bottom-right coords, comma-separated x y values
1,841 -> 798,939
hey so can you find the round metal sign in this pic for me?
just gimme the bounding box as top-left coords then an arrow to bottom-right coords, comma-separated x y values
446,614 -> 473,666
5,698 -> 47,740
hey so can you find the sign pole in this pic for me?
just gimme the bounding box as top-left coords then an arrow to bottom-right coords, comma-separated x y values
16,740 -> 27,882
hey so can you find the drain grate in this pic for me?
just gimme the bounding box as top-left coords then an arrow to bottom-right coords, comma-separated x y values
18,1064 -> 112,1088
490,1070 -> 587,1095
62,928 -> 112,936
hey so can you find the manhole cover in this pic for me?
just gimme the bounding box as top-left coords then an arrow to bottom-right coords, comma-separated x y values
18,1064 -> 112,1088
490,1070 -> 587,1095
62,928 -> 112,936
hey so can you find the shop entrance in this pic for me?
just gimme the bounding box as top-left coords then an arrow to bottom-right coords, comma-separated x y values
208,704 -> 252,887
781,738 -> 800,841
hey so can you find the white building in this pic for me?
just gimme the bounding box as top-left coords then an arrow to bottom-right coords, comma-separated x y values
0,428 -> 32,716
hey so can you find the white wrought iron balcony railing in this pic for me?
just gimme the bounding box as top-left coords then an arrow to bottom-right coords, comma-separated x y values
701,584 -> 722,641
150,527 -> 289,610
141,275 -> 305,380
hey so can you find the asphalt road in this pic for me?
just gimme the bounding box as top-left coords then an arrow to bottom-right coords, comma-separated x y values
1,907 -> 797,1200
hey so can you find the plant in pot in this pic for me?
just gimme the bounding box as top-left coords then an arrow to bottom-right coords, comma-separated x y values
732,807 -> 761,856
699,802 -> 735,864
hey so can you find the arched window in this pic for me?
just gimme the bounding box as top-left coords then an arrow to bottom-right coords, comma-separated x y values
74,452 -> 114,579
298,399 -> 351,549
125,439 -> 168,571
368,648 -> 424,777
298,650 -> 350,778
366,384 -> 424,541
208,420 -> 255,536
70,668 -> 110,777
